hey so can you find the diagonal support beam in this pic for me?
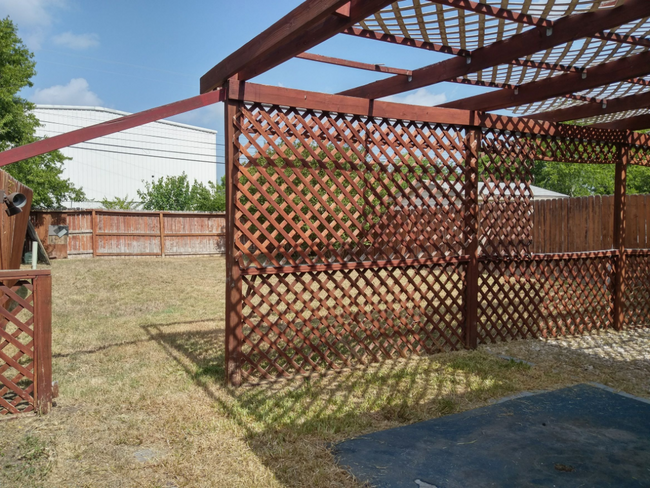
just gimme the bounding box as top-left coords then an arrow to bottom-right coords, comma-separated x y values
339,0 -> 650,100
201,0 -> 395,93
591,113 -> 650,131
439,50 -> 650,111
0,90 -> 225,167
527,89 -> 650,123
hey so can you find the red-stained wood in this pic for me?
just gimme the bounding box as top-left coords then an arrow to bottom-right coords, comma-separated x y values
224,90 -> 243,387
296,52 -> 412,76
442,50 -> 650,111
0,90 -> 224,168
426,0 -> 551,27
341,26 -> 471,57
91,210 -> 98,258
339,0 -> 650,100
205,0 -> 396,92
199,0 -> 350,93
33,273 -> 52,414
613,146 -> 628,331
464,129 -> 481,349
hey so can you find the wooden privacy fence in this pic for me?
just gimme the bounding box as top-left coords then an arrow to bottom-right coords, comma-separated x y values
31,210 -> 226,259
533,195 -> 650,253
223,88 -> 650,386
0,270 -> 52,415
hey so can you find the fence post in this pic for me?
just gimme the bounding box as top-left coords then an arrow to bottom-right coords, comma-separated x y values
612,144 -> 628,331
464,128 -> 482,349
224,83 -> 243,386
33,273 -> 52,414
159,212 -> 165,257
92,209 -> 98,258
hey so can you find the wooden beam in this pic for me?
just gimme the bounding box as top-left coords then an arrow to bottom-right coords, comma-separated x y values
440,49 -> 650,111
207,0 -> 396,91
199,0 -> 350,93
592,113 -> 650,131
592,31 -> 650,48
341,26 -> 471,57
0,89 -> 225,167
528,89 -> 650,123
296,52 -> 412,76
339,0 -> 650,100
228,81 -> 628,142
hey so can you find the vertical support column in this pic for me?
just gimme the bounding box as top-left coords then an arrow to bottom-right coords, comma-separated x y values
224,84 -> 243,386
464,128 -> 482,349
33,273 -> 53,414
159,212 -> 165,257
91,209 -> 98,258
613,144 -> 629,331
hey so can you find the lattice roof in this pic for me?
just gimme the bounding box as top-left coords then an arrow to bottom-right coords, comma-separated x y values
353,0 -> 650,124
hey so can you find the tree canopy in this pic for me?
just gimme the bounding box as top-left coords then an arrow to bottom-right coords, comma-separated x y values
0,17 -> 85,208
137,173 -> 225,212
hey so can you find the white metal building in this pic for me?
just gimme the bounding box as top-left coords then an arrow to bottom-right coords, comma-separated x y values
32,105 -> 218,208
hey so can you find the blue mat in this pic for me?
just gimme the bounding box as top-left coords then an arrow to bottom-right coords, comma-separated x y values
335,384 -> 650,487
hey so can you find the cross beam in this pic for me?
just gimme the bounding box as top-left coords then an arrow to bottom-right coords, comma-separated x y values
591,113 -> 650,131
339,0 -> 650,100
439,49 -> 650,111
200,0 -> 395,93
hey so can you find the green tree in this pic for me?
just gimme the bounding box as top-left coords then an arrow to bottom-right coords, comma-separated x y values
0,17 -> 85,208
137,173 -> 226,211
101,195 -> 140,210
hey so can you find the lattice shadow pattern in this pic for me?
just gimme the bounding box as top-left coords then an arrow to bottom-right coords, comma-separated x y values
0,280 -> 35,415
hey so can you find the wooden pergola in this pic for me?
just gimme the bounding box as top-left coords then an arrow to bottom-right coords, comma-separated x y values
1,0 -> 650,386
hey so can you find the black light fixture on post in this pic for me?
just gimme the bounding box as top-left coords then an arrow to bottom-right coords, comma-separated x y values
0,191 -> 27,217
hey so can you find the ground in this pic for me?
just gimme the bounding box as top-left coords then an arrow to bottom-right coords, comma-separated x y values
0,257 -> 648,487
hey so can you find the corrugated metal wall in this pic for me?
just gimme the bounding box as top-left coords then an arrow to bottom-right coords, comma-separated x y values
32,106 -> 218,205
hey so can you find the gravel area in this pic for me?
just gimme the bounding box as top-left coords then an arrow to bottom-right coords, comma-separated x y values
482,328 -> 650,399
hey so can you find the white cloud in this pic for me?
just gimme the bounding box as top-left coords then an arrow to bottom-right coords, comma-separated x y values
382,88 -> 447,107
169,104 -> 222,131
52,31 -> 100,50
31,78 -> 103,106
0,0 -> 67,49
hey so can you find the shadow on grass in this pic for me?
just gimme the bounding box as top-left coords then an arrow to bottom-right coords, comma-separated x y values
141,322 -> 549,486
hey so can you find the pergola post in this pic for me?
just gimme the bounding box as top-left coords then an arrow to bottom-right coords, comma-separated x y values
464,127 -> 482,349
224,83 -> 243,387
612,143 -> 629,332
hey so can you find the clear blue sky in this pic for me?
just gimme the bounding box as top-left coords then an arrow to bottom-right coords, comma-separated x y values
2,0 -> 495,179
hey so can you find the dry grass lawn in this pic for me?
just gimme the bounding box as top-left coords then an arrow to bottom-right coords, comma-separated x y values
0,256 -> 648,487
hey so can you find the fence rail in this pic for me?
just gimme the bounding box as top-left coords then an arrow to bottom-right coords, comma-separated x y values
31,210 -> 226,259
0,269 -> 52,415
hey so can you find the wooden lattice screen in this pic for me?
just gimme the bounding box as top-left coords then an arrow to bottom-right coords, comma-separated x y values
224,95 -> 650,385
0,270 -> 52,415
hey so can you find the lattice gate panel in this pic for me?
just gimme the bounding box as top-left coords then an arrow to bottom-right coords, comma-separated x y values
624,253 -> 650,329
0,280 -> 35,415
478,256 -> 616,343
233,102 -> 472,380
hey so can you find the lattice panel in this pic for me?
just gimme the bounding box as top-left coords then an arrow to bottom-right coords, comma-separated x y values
630,145 -> 650,167
624,253 -> 650,328
479,129 -> 535,258
240,263 -> 467,380
234,103 -> 469,269
533,136 -> 620,165
478,256 -> 615,344
0,280 -> 35,415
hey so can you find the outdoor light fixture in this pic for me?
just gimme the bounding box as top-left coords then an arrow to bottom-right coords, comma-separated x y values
0,191 -> 27,217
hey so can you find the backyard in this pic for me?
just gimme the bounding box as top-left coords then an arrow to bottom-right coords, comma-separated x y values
1,256 -> 649,487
